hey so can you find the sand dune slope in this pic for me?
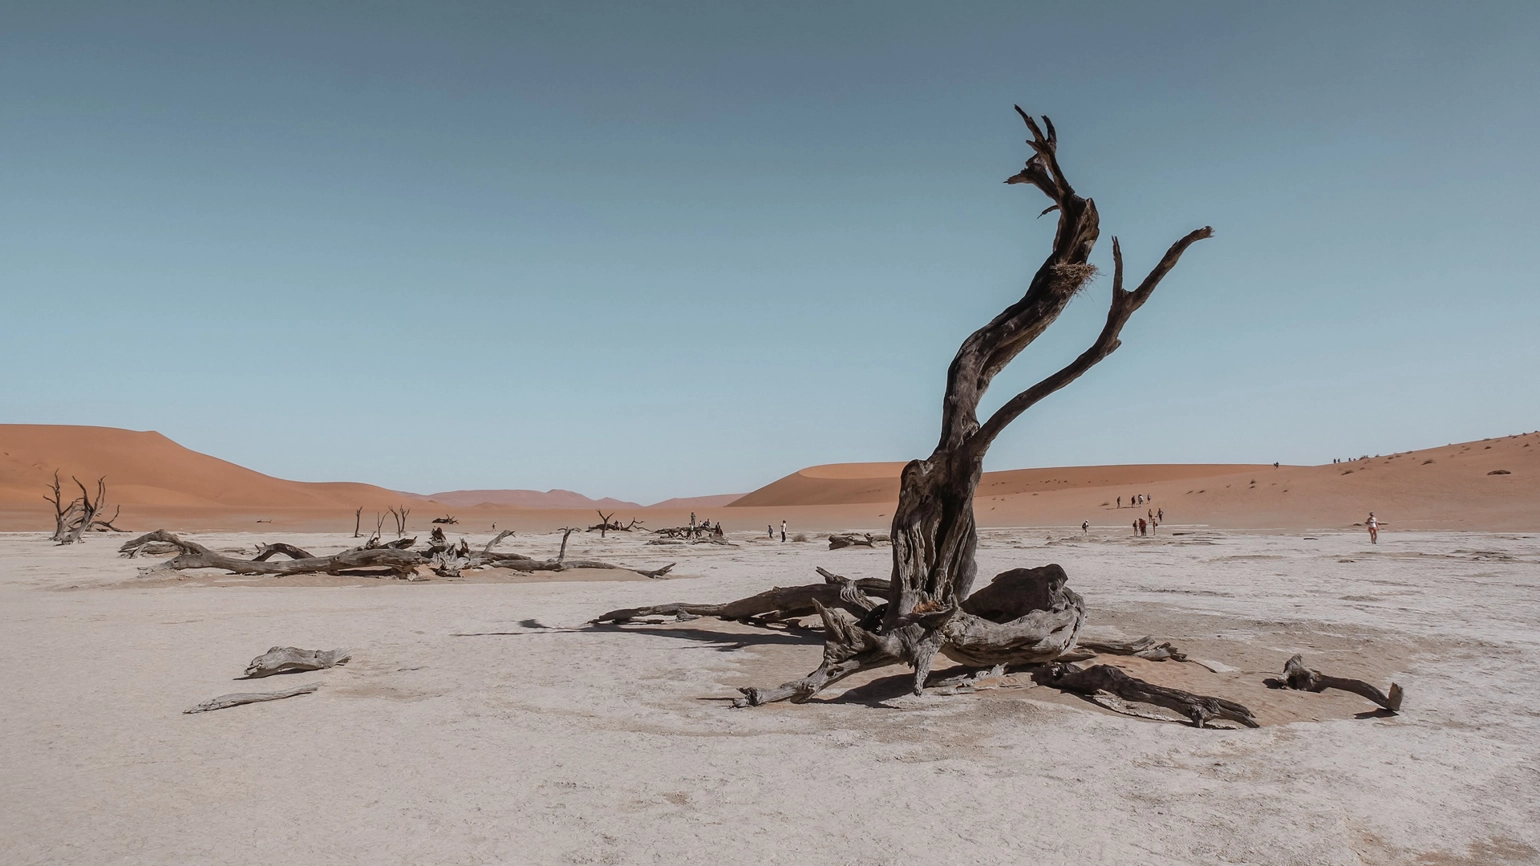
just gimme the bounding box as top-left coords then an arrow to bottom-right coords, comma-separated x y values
0,425 -> 409,512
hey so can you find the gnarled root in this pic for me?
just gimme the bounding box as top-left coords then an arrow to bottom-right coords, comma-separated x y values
1044,663 -> 1259,728
1265,654 -> 1403,712
940,565 -> 1086,667
732,601 -> 905,707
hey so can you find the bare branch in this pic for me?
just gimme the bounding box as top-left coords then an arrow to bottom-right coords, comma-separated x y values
968,227 -> 1212,456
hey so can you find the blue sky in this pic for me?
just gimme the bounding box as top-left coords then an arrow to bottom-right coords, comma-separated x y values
3,2 -> 1537,502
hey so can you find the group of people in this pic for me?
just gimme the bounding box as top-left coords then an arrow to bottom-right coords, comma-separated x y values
1115,492 -> 1153,509
1131,506 -> 1164,536
768,519 -> 788,541
686,512 -> 724,539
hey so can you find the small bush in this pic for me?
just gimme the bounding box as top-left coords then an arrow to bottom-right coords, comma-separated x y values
1423,459 -> 1435,465
1488,470 -> 1511,476
792,532 -> 809,542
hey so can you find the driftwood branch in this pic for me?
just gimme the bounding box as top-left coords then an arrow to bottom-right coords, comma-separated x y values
1044,663 -> 1258,728
1265,654 -> 1403,712
185,683 -> 320,714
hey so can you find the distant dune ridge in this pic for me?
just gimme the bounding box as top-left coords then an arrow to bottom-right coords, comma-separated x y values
427,489 -> 643,510
0,424 -> 1536,531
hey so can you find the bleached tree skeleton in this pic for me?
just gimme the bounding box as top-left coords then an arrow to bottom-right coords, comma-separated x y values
731,109 -> 1214,707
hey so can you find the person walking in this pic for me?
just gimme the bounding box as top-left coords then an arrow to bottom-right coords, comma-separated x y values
1138,517 -> 1147,536
1081,520 -> 1089,534
1116,496 -> 1121,509
768,524 -> 774,540
1157,507 -> 1164,522
780,520 -> 787,543
1366,512 -> 1379,544
1132,520 -> 1139,536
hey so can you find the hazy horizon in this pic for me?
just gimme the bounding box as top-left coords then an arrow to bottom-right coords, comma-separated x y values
4,2 -> 1538,502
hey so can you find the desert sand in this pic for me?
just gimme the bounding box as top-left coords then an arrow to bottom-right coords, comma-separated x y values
3,425 -> 1537,534
3,525 -> 1538,864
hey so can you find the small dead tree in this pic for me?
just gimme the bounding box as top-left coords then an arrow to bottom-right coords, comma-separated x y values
389,505 -> 411,537
44,472 -> 119,544
353,507 -> 363,538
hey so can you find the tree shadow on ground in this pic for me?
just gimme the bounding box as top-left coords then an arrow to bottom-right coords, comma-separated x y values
584,623 -> 825,648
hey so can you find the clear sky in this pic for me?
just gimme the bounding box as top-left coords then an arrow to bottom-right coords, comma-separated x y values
3,2 -> 1537,503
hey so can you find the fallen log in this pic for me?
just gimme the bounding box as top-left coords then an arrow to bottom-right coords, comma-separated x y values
120,530 -> 420,577
185,683 -> 319,714
244,647 -> 351,678
828,533 -> 875,549
1044,663 -> 1258,728
1264,654 -> 1403,712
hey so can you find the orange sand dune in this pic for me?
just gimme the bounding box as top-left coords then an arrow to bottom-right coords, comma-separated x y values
2,424 -> 1535,533
730,461 -> 1272,507
0,425 -> 416,515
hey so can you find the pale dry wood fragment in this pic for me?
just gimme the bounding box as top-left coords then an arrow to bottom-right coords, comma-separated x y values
185,683 -> 319,714
244,647 -> 351,678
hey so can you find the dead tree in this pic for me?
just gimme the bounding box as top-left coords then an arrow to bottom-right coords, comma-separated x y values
389,505 -> 411,537
588,511 -> 640,537
828,533 -> 876,550
353,507 -> 363,538
726,109 -> 1213,707
431,515 -> 458,525
45,472 -> 118,544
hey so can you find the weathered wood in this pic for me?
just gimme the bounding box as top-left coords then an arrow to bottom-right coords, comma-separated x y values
252,542 -> 316,562
1264,654 -> 1403,712
1079,635 -> 1187,662
732,109 -> 1212,706
243,646 -> 351,678
932,565 -> 1089,667
185,683 -> 319,714
828,533 -> 876,550
1044,663 -> 1258,728
593,567 -> 888,625
119,530 -> 421,577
